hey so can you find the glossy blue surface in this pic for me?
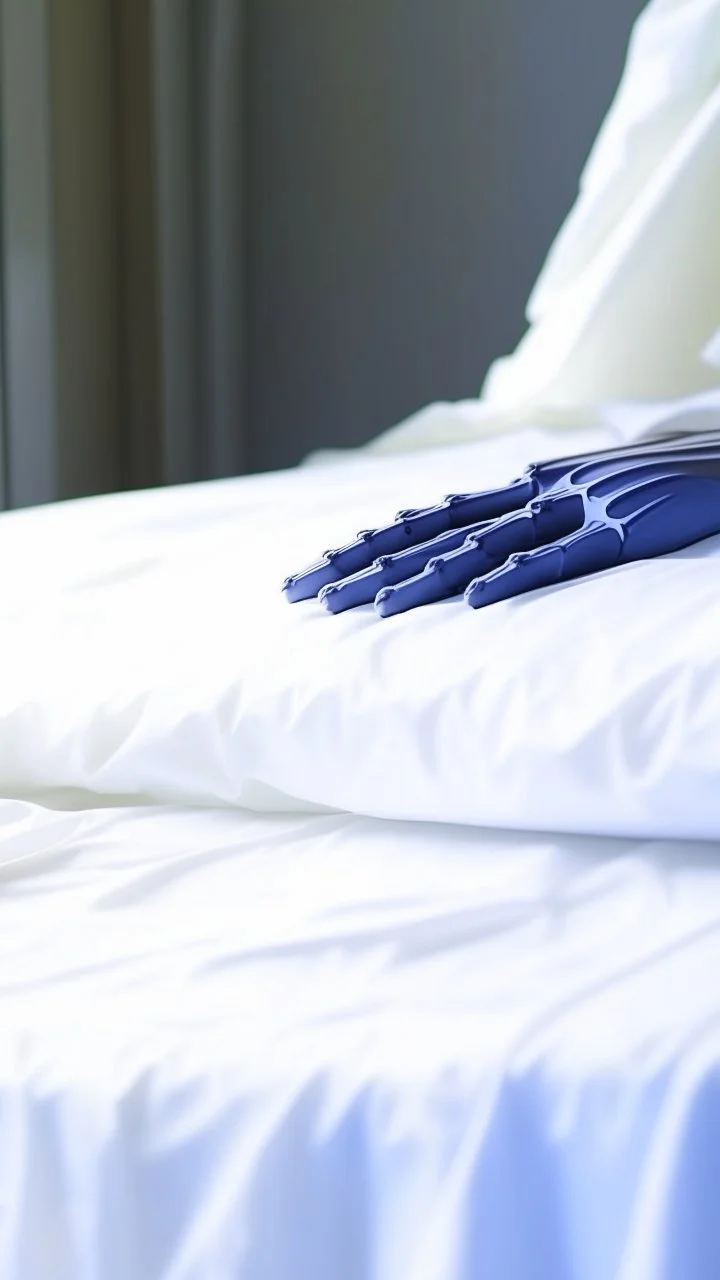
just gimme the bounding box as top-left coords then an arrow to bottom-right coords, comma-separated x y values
283,434 -> 720,615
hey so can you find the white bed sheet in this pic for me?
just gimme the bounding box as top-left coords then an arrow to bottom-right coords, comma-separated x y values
1,798 -> 719,1280
3,0 -> 716,1266
1,422 -> 720,840
1,412 -> 719,1277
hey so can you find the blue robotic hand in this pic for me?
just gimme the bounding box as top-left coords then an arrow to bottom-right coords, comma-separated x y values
283,434 -> 720,616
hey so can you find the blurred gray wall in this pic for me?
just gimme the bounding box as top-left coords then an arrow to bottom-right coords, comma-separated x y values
247,0 -> 646,473
0,0 -> 645,505
0,0 -> 121,507
0,0 -> 247,507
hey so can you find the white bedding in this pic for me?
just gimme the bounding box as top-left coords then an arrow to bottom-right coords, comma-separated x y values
0,424 -> 718,1279
1,797 -> 720,1280
3,4 -> 720,1269
1,424 -> 718,840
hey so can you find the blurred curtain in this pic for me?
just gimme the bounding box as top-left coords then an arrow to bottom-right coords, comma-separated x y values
0,0 -> 246,509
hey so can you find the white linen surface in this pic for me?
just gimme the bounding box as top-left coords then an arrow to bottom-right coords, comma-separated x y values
4,9 -> 720,1279
1,796 -> 720,1280
1,423 -> 718,841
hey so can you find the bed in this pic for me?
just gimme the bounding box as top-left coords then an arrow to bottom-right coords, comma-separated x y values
3,0 -> 720,1272
1,419 -> 720,1280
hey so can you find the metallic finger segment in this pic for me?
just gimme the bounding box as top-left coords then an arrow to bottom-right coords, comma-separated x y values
374,543 -> 489,617
283,477 -> 535,602
373,500 -> 578,617
465,522 -> 623,609
319,520 -> 493,614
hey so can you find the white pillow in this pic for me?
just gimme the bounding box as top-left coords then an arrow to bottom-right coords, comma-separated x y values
0,424 -> 719,841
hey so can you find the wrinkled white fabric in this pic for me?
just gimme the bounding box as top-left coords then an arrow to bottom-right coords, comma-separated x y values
1,425 -> 719,840
366,0 -> 720,458
1,797 -> 720,1280
4,7 -> 720,1276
